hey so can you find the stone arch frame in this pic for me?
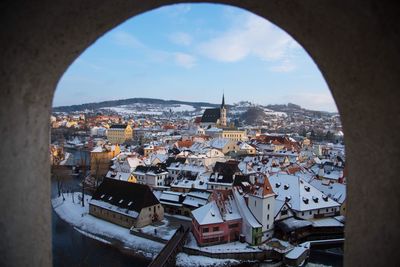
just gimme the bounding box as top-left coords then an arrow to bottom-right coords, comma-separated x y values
0,1 -> 399,266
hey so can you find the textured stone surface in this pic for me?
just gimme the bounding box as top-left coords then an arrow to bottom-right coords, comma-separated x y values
0,0 -> 399,266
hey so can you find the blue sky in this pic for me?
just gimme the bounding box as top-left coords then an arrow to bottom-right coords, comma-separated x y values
54,3 -> 337,112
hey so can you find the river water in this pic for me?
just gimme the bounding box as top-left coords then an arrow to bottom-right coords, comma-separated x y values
52,149 -> 343,267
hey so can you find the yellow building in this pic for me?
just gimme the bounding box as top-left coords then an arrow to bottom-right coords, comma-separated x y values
219,129 -> 247,142
90,144 -> 121,177
107,124 -> 133,144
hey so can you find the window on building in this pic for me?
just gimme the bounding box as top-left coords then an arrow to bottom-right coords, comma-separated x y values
302,212 -> 304,216
267,214 -> 270,220
310,211 -> 312,215
213,226 -> 219,232
203,228 -> 209,233
267,204 -> 270,210
228,223 -> 239,229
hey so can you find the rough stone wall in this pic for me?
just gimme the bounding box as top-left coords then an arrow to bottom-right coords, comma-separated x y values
0,1 -> 399,266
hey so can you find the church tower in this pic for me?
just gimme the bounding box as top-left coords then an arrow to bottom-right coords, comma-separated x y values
220,93 -> 227,127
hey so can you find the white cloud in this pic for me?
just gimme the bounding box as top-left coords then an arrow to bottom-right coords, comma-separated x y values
174,52 -> 196,68
112,31 -> 195,69
197,14 -> 300,64
112,31 -> 144,48
269,59 -> 296,72
169,32 -> 193,46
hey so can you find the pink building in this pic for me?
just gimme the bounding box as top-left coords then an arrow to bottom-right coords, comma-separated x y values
191,191 -> 242,246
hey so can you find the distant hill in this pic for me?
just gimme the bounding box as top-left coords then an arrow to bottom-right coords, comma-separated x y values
53,98 -> 220,113
53,98 -> 336,118
239,107 -> 267,124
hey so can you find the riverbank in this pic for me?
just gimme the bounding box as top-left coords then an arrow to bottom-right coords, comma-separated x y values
52,193 -> 243,266
52,193 -> 163,259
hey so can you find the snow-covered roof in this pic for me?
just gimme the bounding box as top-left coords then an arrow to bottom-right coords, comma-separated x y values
277,217 -> 312,232
160,191 -> 182,203
192,201 -> 223,225
182,196 -> 208,208
111,172 -> 131,181
310,217 -> 344,228
239,142 -> 254,150
285,243 -> 309,260
186,191 -> 210,200
268,173 -> 340,212
223,194 -> 242,221
209,138 -> 230,149
127,157 -> 144,168
233,188 -> 262,228
310,180 -> 346,204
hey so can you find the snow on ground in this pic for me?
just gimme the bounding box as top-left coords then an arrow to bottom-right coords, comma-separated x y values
176,253 -> 240,267
185,233 -> 262,253
102,106 -> 163,115
100,104 -> 195,115
135,218 -> 177,241
170,104 -> 196,112
52,193 -> 164,259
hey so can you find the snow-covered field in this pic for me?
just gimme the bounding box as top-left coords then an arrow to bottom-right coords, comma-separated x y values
52,193 -> 163,259
100,103 -> 196,116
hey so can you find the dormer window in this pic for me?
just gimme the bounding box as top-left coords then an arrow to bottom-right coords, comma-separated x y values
285,196 -> 291,202
304,186 -> 310,192
119,199 -> 124,204
108,196 -> 113,201
322,195 -> 329,201
302,197 -> 309,204
100,194 -> 105,199
128,201 -> 133,206
276,182 -> 281,188
312,196 -> 319,203
284,184 -> 290,190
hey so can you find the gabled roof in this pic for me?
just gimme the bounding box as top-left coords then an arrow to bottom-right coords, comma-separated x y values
91,178 -> 160,213
268,173 -> 340,212
209,138 -> 230,149
201,108 -> 221,123
252,175 -> 275,198
192,201 -> 223,225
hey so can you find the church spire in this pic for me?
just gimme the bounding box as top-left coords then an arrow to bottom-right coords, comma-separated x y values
221,93 -> 225,108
